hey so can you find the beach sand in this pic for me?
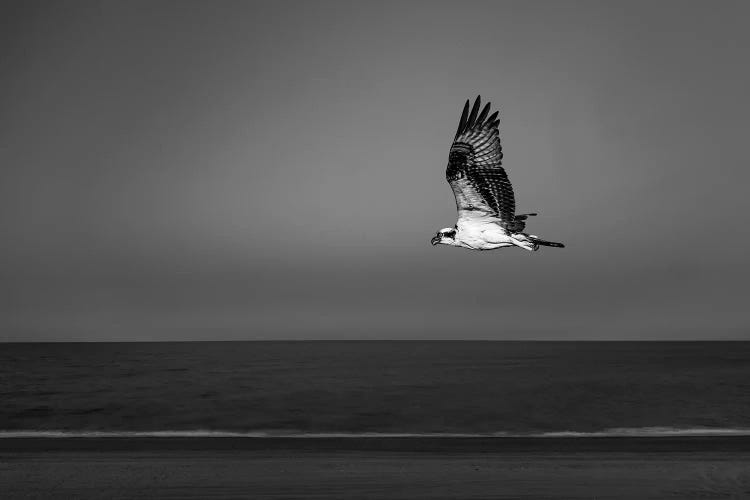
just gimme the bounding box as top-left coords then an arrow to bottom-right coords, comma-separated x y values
2,437 -> 750,499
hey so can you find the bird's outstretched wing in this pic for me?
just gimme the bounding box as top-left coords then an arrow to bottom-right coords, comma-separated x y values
446,96 -> 521,230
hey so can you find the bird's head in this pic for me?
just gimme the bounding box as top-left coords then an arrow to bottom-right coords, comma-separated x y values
431,227 -> 457,246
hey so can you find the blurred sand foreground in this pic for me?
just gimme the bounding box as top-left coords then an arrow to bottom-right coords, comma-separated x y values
2,438 -> 750,499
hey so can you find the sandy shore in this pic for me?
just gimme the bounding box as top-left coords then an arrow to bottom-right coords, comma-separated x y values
3,437 -> 750,499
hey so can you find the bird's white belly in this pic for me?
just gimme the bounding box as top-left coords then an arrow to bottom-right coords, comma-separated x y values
456,224 -> 514,250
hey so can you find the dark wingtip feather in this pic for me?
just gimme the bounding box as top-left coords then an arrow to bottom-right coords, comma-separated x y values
455,99 -> 470,138
476,102 -> 491,128
466,95 -> 481,130
484,111 -> 499,128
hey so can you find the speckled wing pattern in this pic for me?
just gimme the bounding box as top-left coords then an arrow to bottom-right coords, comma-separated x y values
446,96 -> 524,231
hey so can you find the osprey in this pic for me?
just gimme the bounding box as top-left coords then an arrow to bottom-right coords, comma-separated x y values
431,96 -> 564,251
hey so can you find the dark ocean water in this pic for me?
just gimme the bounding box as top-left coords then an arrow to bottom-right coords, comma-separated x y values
2,342 -> 750,436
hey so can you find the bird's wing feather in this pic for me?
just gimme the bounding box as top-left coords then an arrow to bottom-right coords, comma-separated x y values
445,96 -> 517,227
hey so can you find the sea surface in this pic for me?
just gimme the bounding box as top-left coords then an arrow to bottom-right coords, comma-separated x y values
2,341 -> 750,437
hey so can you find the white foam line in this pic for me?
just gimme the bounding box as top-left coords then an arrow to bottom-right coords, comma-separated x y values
0,431 -> 489,438
537,427 -> 750,437
2,428 -> 750,438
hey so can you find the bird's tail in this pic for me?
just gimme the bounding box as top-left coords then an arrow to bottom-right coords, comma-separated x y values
510,233 -> 565,251
507,214 -> 565,251
528,236 -> 565,249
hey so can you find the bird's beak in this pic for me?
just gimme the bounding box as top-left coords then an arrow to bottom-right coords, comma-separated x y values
431,235 -> 441,246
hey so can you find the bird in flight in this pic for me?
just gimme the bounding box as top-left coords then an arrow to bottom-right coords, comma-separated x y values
431,96 -> 564,252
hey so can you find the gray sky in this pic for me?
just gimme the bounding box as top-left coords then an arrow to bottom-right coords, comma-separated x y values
2,0 -> 749,340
